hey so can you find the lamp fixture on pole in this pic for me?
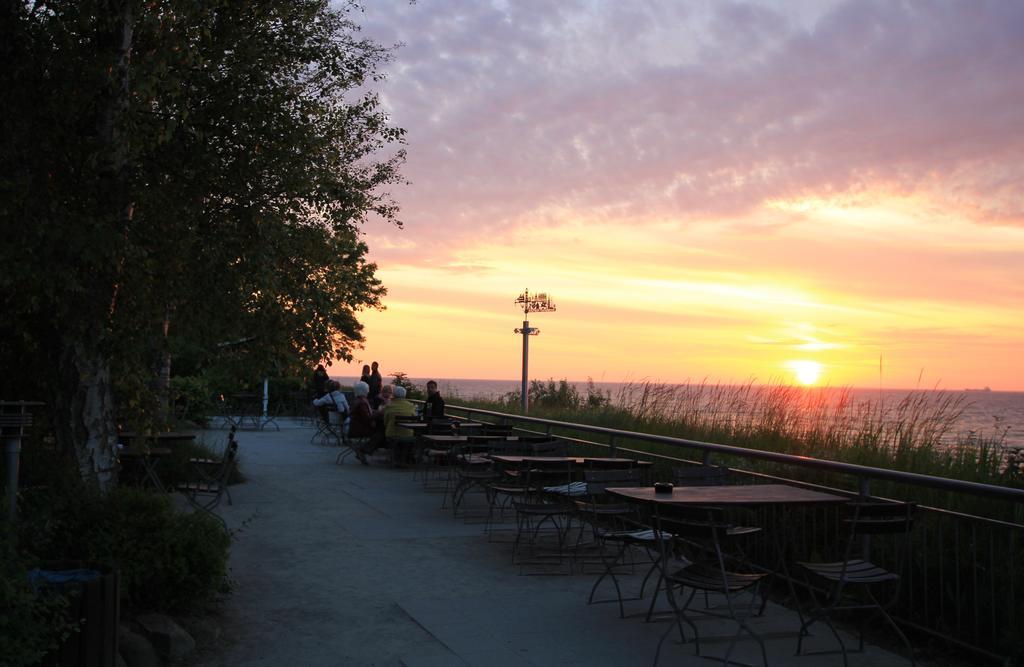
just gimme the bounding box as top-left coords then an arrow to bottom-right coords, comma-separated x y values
513,289 -> 556,414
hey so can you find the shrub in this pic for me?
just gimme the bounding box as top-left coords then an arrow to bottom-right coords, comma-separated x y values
17,487 -> 231,615
108,491 -> 231,612
1,513 -> 74,667
170,375 -> 214,426
390,372 -> 422,399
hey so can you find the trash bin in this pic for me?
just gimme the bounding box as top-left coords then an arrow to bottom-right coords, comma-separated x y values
31,562 -> 120,667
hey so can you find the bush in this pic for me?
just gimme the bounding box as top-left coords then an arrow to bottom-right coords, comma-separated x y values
390,372 -> 422,399
17,487 -> 231,615
1,513 -> 74,667
105,490 -> 231,612
170,375 -> 214,426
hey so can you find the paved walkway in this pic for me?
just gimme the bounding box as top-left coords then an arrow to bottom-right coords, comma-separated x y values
190,420 -> 910,667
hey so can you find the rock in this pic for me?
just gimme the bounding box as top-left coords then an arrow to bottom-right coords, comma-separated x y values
118,628 -> 163,667
135,613 -> 196,662
176,615 -> 222,647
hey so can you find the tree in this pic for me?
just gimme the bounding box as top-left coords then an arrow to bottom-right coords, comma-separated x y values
0,0 -> 404,489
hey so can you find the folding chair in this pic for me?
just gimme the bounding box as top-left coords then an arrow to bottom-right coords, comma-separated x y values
177,431 -> 239,527
448,440 -> 516,518
510,460 -> 576,572
523,439 -> 568,456
795,501 -> 917,666
479,423 -> 515,437
576,469 -> 668,617
654,506 -> 769,666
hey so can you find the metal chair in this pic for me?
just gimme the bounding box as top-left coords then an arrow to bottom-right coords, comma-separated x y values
509,461 -> 576,571
576,469 -> 667,617
795,501 -> 917,667
177,431 -> 239,527
654,506 -> 770,666
451,440 -> 520,518
523,439 -> 568,456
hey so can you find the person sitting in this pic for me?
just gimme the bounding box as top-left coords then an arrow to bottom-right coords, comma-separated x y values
311,380 -> 349,435
382,386 -> 417,465
421,380 -> 445,421
347,381 -> 375,464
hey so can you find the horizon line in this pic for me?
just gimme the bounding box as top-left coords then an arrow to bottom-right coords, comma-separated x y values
325,375 -> 1018,393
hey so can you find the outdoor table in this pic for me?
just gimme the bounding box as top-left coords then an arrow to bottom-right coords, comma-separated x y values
217,393 -> 261,429
490,455 -> 652,468
607,483 -> 849,626
118,446 -> 172,493
420,434 -> 469,444
118,431 -> 196,448
605,484 -> 847,508
419,434 -> 468,463
490,456 -> 654,493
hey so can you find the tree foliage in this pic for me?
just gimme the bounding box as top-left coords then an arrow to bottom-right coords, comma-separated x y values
0,0 -> 404,486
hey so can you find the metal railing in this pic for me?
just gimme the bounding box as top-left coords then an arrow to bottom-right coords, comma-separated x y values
443,403 -> 1024,664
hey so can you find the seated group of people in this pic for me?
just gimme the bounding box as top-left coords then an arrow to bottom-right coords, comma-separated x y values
312,379 -> 445,465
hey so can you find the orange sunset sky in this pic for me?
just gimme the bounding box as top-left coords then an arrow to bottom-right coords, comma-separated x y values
339,0 -> 1023,391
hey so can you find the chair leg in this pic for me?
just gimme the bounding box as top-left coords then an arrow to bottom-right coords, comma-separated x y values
639,548 -> 662,598
587,541 -> 629,615
869,591 -> 916,667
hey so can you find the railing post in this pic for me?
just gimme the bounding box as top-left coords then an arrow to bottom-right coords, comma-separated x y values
608,435 -> 617,457
858,476 -> 872,558
701,450 -> 712,466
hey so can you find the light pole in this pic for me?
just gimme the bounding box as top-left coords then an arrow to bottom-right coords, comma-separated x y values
513,289 -> 556,414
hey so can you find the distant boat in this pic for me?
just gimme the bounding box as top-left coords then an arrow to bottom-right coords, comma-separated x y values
964,386 -> 992,392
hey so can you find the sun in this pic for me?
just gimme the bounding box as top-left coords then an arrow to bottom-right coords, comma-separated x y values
786,360 -> 823,386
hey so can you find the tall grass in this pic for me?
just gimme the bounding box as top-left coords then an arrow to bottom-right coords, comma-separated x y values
460,379 -> 1019,502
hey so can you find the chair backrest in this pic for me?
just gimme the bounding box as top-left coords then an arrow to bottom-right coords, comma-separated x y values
585,458 -> 636,470
657,506 -> 731,541
525,440 -> 568,456
215,435 -> 239,485
524,459 -> 573,487
425,419 -> 455,435
326,393 -> 348,424
833,500 -> 916,580
672,465 -> 731,486
584,468 -> 644,496
482,440 -> 522,457
845,501 -> 916,535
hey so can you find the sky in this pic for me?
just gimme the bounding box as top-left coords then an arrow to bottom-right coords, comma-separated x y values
339,0 -> 1024,391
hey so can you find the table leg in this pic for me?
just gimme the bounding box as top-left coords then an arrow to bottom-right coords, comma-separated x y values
132,455 -> 166,493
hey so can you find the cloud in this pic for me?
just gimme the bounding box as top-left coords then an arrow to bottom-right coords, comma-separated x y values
362,0 -> 1024,253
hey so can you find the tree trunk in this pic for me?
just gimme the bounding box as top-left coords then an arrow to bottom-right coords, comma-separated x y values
57,0 -> 136,491
52,336 -> 119,490
157,305 -> 172,426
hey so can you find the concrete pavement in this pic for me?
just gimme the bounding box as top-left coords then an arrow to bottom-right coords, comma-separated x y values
187,420 -> 911,667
